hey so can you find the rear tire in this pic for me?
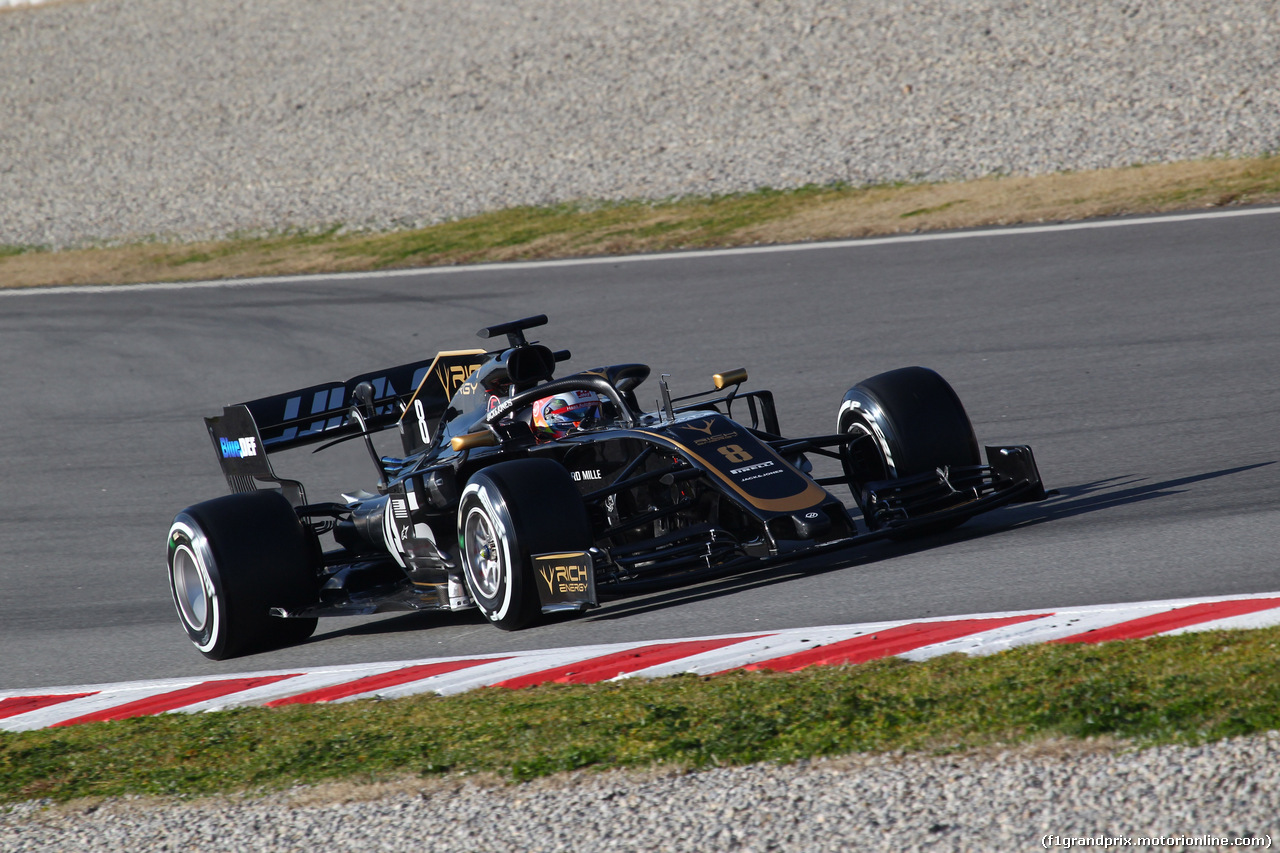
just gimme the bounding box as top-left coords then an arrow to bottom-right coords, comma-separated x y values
458,459 -> 592,631
167,490 -> 320,660
837,366 -> 980,536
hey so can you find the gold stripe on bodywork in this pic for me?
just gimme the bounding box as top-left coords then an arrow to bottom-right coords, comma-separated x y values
635,430 -> 829,514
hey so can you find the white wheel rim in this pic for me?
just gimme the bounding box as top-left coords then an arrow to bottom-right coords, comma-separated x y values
172,542 -> 210,631
168,518 -> 222,653
464,506 -> 504,600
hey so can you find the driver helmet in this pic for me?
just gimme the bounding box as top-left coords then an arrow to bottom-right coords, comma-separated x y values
531,390 -> 603,440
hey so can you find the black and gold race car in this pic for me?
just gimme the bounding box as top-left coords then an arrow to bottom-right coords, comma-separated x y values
167,315 -> 1046,659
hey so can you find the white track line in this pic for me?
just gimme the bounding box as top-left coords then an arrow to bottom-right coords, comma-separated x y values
5,205 -> 1279,298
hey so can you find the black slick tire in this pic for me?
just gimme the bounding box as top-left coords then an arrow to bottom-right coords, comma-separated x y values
457,459 -> 591,631
166,490 -> 320,660
837,366 -> 980,535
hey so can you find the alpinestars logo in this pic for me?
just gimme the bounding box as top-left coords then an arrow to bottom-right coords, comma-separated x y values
220,436 -> 259,459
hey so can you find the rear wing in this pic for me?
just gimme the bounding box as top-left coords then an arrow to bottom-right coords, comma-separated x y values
204,350 -> 487,500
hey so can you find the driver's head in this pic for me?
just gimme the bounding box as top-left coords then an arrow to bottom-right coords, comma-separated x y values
531,390 -> 603,440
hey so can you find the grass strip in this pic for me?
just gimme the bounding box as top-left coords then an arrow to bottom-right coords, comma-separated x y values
2,154 -> 1279,290
4,626 -> 1280,803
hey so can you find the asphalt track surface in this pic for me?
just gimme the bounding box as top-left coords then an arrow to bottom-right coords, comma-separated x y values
2,209 -> 1278,691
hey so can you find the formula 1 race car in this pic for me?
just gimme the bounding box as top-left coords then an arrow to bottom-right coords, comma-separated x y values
166,315 -> 1046,659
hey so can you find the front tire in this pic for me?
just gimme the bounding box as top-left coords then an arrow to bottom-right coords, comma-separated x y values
458,459 -> 592,631
167,490 -> 320,660
837,366 -> 980,535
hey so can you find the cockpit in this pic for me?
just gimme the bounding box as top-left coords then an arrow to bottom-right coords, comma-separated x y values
431,315 -> 651,452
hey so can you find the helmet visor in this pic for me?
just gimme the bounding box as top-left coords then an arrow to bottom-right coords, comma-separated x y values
542,399 -> 600,428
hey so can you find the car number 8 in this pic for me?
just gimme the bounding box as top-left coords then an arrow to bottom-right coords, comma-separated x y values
718,444 -> 753,464
414,399 -> 430,443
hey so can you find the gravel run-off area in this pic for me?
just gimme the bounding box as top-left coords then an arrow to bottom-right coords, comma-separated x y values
3,735 -> 1279,852
1,0 -> 1278,248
